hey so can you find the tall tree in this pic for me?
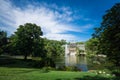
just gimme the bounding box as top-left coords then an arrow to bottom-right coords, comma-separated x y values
93,3 -> 120,67
0,30 -> 7,54
12,23 -> 44,60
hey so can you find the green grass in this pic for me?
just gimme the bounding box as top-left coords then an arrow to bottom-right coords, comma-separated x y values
0,55 -> 119,80
0,67 -> 118,80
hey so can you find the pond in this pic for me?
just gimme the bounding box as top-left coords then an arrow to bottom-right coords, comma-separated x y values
55,55 -> 107,71
55,55 -> 88,71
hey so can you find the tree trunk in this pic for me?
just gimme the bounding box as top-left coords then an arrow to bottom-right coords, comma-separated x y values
24,54 -> 27,60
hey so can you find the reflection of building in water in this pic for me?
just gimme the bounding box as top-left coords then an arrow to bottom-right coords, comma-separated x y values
65,43 -> 88,71
65,55 -> 77,66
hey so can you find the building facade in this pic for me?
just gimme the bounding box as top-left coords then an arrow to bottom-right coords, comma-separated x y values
65,43 -> 86,57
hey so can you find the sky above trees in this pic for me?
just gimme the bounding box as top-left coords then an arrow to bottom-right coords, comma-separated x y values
0,0 -> 119,42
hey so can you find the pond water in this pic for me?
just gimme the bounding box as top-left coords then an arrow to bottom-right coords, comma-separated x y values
55,55 -> 88,71
55,55 -> 107,71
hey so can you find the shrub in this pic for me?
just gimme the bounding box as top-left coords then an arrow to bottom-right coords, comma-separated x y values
30,57 -> 55,68
56,66 -> 80,71
56,66 -> 66,71
41,67 -> 55,72
112,69 -> 120,77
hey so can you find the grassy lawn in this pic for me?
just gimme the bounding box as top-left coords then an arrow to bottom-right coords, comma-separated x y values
0,55 -> 119,80
0,67 -> 117,80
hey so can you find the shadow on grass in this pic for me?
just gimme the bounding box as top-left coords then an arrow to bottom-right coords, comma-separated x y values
56,78 -> 72,80
13,69 -> 39,74
55,76 -> 120,80
0,55 -> 37,68
74,75 -> 120,80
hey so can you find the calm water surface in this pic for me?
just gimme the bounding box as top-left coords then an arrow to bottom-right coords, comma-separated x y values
55,55 -> 88,71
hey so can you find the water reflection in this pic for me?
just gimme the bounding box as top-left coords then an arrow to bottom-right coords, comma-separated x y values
76,55 -> 88,71
65,55 -> 88,71
65,55 -> 77,66
55,55 -> 88,71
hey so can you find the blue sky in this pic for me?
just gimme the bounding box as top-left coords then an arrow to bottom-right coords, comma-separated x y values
0,0 -> 120,42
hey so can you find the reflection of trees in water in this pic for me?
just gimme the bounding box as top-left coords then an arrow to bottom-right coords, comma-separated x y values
87,55 -> 107,70
76,56 -> 88,71
55,54 -> 107,71
77,56 -> 87,64
64,55 -> 88,71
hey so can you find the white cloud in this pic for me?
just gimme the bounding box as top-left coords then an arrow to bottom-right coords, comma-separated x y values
43,33 -> 77,41
0,0 -> 93,41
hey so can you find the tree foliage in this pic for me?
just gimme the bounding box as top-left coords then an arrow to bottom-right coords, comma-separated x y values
44,38 -> 65,58
1,23 -> 66,67
11,23 -> 44,60
85,38 -> 99,56
93,3 -> 120,67
0,30 -> 7,54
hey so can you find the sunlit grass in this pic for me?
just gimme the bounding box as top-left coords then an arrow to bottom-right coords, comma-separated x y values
0,67 -> 117,80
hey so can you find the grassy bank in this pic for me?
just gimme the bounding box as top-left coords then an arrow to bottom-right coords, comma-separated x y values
0,67 -> 118,80
0,55 -> 119,80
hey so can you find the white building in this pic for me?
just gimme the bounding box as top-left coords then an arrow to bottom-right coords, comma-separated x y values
65,43 -> 86,57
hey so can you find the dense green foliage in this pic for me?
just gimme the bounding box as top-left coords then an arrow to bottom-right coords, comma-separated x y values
93,3 -> 120,67
0,23 -> 66,67
85,38 -> 99,56
10,23 -> 44,60
44,38 -> 65,58
0,30 -> 7,54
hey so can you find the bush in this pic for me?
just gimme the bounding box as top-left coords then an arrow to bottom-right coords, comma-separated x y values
30,57 -> 55,68
56,66 -> 80,71
65,66 -> 79,71
44,57 -> 55,67
112,69 -> 120,77
30,60 -> 45,68
56,66 -> 65,71
41,67 -> 54,73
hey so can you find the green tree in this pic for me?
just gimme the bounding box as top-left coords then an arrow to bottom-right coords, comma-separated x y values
11,23 -> 44,60
44,39 -> 65,58
42,38 -> 65,67
0,30 -> 7,54
85,38 -> 99,56
8,35 -> 20,55
76,42 -> 85,45
93,3 -> 120,67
